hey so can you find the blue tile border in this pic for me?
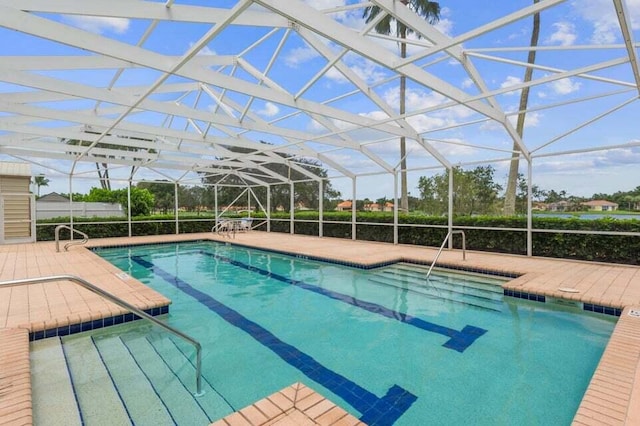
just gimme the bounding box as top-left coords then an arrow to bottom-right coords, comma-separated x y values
28,305 -> 170,341
504,289 -> 622,317
504,289 -> 546,303
90,240 -> 208,252
583,303 -> 622,317
91,239 -> 519,279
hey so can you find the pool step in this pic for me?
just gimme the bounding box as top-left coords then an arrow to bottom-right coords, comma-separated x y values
91,334 -> 177,425
145,333 -> 233,419
118,334 -> 213,424
31,324 -> 228,425
60,334 -> 133,425
30,337 -> 83,426
369,266 -> 504,311
381,264 -> 504,294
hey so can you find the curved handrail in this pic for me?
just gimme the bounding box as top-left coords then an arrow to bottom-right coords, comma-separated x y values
0,274 -> 203,396
55,225 -> 89,252
426,230 -> 466,281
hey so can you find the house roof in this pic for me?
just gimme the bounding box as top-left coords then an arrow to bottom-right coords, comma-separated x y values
337,200 -> 352,208
581,200 -> 619,207
38,192 -> 70,202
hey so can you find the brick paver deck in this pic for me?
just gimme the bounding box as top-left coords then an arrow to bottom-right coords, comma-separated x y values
1,231 -> 639,425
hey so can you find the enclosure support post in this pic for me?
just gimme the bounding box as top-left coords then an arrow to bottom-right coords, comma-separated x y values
393,170 -> 399,245
267,185 -> 271,232
247,188 -> 251,218
318,180 -> 324,238
127,182 -> 132,237
69,174 -> 74,239
290,182 -> 294,235
527,159 -> 533,257
174,182 -> 179,235
351,177 -> 356,241
214,184 -> 218,228
447,167 -> 454,250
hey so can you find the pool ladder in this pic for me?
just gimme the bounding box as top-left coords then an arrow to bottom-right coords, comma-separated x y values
55,225 -> 89,252
0,275 -> 204,396
425,230 -> 466,281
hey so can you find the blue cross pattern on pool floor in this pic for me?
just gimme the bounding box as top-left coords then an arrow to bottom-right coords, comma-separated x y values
132,256 -> 415,425
199,250 -> 487,353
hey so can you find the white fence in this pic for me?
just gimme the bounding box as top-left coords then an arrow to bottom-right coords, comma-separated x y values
36,201 -> 125,220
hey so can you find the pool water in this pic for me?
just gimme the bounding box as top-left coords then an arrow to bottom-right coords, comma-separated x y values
97,241 -> 616,425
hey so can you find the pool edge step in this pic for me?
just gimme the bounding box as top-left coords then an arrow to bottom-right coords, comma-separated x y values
30,337 -> 82,426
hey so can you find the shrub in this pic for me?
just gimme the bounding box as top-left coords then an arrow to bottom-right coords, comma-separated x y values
37,213 -> 640,265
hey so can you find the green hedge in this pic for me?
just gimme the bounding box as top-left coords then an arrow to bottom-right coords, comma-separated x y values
37,213 -> 640,265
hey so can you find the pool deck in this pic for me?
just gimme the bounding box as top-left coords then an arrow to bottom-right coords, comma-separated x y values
1,231 -> 640,425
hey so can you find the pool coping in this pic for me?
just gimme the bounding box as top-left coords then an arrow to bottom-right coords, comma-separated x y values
210,382 -> 364,426
2,232 -> 640,424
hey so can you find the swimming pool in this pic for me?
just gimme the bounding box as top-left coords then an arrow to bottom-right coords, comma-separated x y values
95,240 -> 616,425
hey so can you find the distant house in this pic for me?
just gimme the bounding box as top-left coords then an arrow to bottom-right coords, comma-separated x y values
38,192 -> 69,202
363,202 -> 394,212
547,201 -> 571,212
581,200 -> 618,212
363,203 -> 380,212
532,202 -> 548,211
336,200 -> 352,211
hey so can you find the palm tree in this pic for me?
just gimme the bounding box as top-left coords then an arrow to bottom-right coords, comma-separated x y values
33,175 -> 50,197
504,0 -> 540,216
363,1 -> 440,213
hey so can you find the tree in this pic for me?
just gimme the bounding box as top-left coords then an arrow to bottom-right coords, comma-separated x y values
514,174 -> 545,214
363,1 -> 440,213
201,143 -> 341,212
504,0 -> 541,216
83,186 -> 154,216
137,181 -> 175,214
33,175 -> 50,197
418,166 -> 502,216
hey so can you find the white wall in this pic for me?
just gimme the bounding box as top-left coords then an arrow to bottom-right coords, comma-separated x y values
36,201 -> 125,220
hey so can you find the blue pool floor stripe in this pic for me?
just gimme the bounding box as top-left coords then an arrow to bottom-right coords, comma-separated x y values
199,250 -> 486,353
132,256 -> 416,426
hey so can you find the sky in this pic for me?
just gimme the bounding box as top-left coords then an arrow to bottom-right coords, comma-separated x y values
2,0 -> 640,201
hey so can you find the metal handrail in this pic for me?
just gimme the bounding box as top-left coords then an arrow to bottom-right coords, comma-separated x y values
0,274 -> 203,396
55,225 -> 89,252
426,230 -> 466,281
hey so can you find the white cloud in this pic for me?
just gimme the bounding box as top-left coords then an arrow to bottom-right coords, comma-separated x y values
350,60 -> 386,84
573,0 -> 640,44
323,54 -> 387,85
63,16 -> 130,34
507,111 -> 541,128
325,67 -> 347,83
431,138 -> 477,156
434,18 -> 454,37
536,146 -> 640,171
256,102 -> 280,117
461,78 -> 474,89
549,78 -> 581,95
500,76 -> 523,96
284,45 -> 320,68
546,22 -> 577,46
